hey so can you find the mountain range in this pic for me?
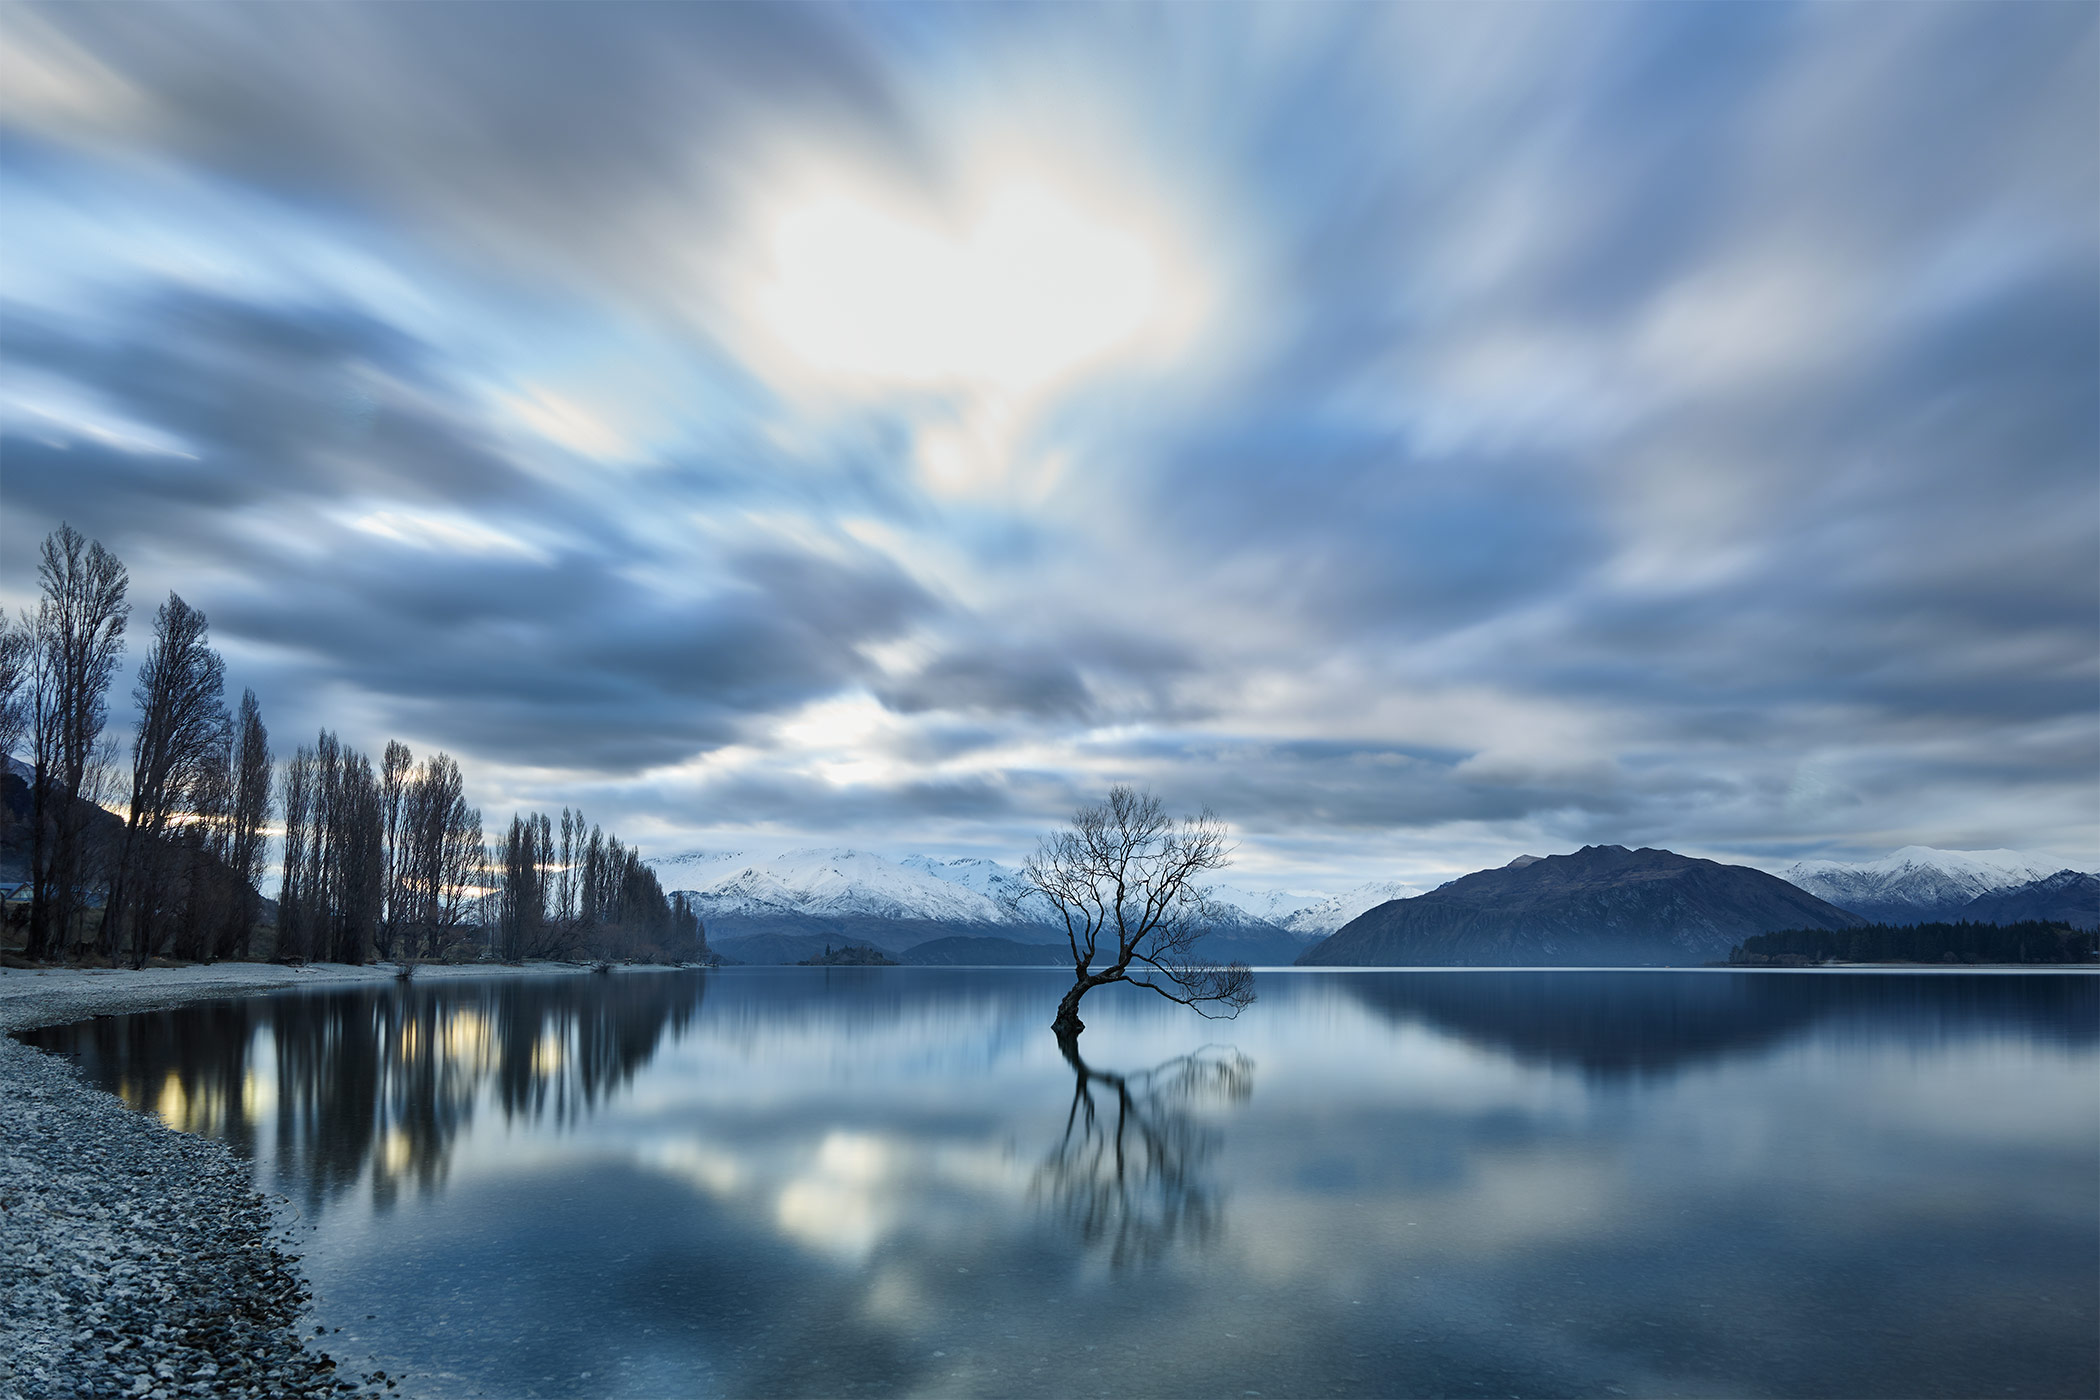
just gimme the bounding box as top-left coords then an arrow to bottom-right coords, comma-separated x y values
650,843 -> 2093,966
1777,846 -> 2068,924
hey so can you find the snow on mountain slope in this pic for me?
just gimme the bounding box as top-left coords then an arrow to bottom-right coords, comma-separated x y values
1274,881 -> 1423,937
899,855 -> 1053,921
657,848 -> 1023,925
1204,885 -> 1319,925
651,848 -> 1423,937
1779,846 -> 2073,921
912,861 -> 1332,934
1200,882 -> 1421,938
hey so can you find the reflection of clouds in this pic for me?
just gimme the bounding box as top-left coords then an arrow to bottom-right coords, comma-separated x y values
777,1131 -> 893,1260
641,1141 -> 748,1197
637,1121 -> 1027,1267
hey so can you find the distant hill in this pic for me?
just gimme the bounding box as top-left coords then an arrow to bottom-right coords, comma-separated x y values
1299,845 -> 1866,967
699,912 -> 1056,957
1181,923 -> 1312,967
899,936 -> 1069,966
1958,871 -> 2100,931
799,944 -> 898,966
711,931 -> 892,966
1778,846 -> 2068,924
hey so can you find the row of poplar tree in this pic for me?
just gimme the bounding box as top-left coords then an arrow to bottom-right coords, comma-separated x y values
2,524 -> 705,966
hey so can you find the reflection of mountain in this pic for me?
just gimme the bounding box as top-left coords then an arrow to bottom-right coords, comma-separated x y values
26,973 -> 708,1216
1035,1044 -> 1254,1270
1339,970 -> 2100,1077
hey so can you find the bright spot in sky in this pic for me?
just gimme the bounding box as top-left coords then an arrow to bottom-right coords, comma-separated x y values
759,181 -> 1161,393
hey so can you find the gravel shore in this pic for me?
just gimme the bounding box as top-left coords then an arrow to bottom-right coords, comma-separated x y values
0,961 -> 606,1400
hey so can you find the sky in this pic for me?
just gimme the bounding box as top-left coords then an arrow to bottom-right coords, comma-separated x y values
1,2 -> 2094,891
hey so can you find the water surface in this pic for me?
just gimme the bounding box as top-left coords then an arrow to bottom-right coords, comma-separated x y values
24,968 -> 2099,1398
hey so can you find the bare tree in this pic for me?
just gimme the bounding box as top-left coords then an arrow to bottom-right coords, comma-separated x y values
406,752 -> 482,958
107,593 -> 228,965
495,813 -> 545,961
217,690 -> 272,960
379,739 -> 413,959
0,613 -> 31,859
0,611 -> 30,766
1018,786 -> 1254,1043
26,525 -> 128,962
329,744 -> 384,964
273,729 -> 381,963
278,741 -> 315,961
489,808 -> 703,964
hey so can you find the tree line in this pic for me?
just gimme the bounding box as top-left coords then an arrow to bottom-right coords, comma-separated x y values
0,524 -> 706,966
1730,921 -> 2098,966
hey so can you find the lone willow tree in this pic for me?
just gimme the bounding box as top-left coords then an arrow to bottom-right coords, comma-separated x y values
1019,786 -> 1255,1044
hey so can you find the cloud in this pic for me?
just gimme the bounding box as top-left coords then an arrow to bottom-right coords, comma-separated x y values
1,2 -> 2093,878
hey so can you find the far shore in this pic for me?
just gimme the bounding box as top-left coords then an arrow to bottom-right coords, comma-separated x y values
4,956 -> 2092,1041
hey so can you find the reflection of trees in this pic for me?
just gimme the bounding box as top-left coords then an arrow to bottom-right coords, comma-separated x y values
1034,1041 -> 1253,1269
56,1001 -> 264,1157
30,973 -> 707,1217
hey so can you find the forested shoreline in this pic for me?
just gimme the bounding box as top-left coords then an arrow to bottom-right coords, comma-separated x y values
1730,921 -> 2098,966
0,524 -> 707,968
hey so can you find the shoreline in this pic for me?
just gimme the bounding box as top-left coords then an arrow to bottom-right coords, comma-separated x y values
0,958 -> 681,1400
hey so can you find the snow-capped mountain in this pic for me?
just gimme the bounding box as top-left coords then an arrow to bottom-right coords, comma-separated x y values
654,848 -> 1027,926
1207,885 -> 1323,926
1779,846 -> 2075,924
647,846 -> 1419,962
1277,881 -> 1423,937
898,855 -> 1055,921
1960,869 -> 2100,930
1202,881 -> 1421,939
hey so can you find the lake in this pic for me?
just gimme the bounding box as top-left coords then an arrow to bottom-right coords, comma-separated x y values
21,968 -> 2099,1399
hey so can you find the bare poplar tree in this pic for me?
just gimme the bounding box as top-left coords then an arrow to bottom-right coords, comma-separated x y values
169,726 -> 234,962
496,814 -> 543,961
307,731 -> 344,958
218,690 -> 272,960
26,525 -> 128,962
0,611 -> 30,765
107,593 -> 228,964
397,751 -> 480,958
333,748 -> 383,964
0,613 -> 31,859
556,807 -> 579,931
379,740 -> 413,959
277,742 -> 314,961
1018,786 -> 1254,1043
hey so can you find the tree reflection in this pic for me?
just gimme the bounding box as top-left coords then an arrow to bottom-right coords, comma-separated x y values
35,973 -> 707,1218
1034,1040 -> 1253,1269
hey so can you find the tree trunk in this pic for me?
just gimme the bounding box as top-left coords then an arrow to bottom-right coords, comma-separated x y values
1052,979 -> 1091,1043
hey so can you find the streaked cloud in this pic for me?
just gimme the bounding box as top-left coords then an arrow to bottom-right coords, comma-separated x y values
2,2 -> 2092,885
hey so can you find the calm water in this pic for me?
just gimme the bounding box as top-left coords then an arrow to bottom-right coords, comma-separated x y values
22,968 -> 2099,1399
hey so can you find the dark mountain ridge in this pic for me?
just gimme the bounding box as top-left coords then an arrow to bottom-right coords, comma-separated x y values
1299,844 -> 1866,967
1957,871 -> 2099,931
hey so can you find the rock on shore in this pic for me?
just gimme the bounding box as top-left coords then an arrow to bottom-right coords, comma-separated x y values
0,963 -> 539,1398
0,1032 -> 367,1398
